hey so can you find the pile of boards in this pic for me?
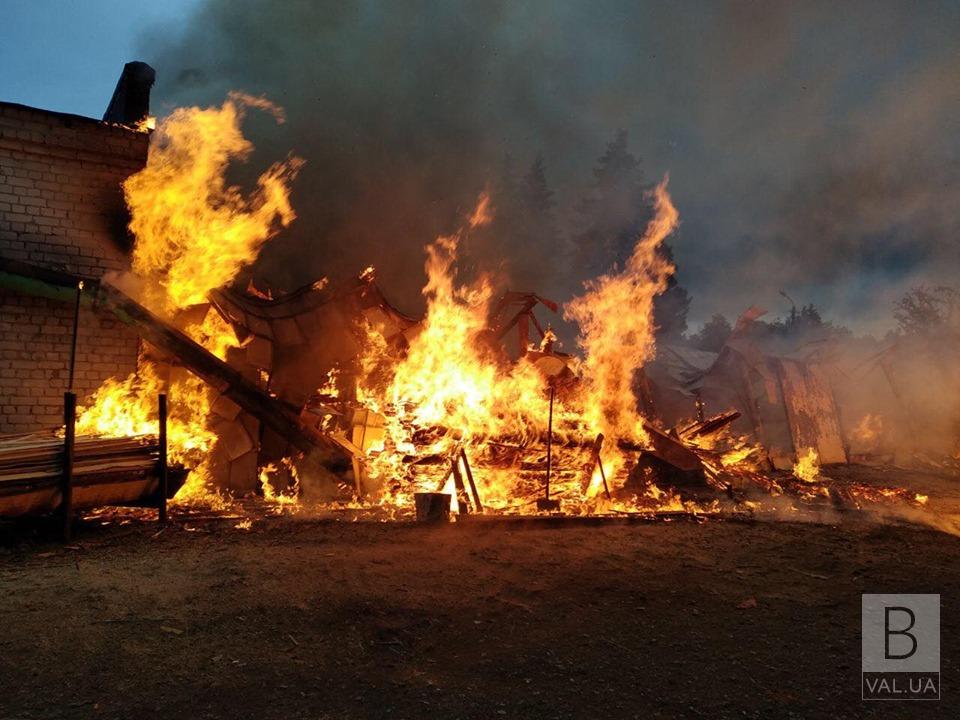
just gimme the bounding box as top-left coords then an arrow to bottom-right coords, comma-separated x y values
0,432 -> 184,517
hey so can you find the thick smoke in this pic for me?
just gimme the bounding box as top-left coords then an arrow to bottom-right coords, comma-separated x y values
138,0 -> 960,330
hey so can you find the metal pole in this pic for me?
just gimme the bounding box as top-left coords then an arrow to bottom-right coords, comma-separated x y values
158,393 -> 168,524
61,391 -> 76,541
67,281 -> 83,392
545,383 -> 555,500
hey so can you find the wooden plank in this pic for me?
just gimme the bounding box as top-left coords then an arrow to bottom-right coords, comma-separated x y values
776,359 -> 847,464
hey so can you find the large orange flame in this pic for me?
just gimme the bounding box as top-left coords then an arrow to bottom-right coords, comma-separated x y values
565,177 -> 678,446
126,92 -> 302,313
356,183 -> 684,513
78,93 -> 301,505
358,195 -> 552,503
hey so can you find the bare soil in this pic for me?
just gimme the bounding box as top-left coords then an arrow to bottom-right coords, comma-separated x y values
1,467 -> 959,719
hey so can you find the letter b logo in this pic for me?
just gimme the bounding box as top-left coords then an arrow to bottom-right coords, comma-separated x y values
885,606 -> 918,660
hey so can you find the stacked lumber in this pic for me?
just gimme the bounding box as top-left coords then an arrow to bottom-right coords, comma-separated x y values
0,432 -> 158,487
0,432 -> 185,517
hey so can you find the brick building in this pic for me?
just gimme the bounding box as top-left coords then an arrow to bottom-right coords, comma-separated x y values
0,80 -> 150,433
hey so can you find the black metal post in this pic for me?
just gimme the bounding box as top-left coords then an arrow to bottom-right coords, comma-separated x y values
61,391 -> 76,541
158,393 -> 168,524
67,281 -> 83,391
537,383 -> 560,511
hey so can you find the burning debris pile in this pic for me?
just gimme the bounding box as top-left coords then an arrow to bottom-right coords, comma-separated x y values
63,93 -> 935,524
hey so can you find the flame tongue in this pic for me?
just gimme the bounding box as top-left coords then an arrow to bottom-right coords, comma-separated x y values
362,194 -> 549,447
565,178 -> 678,447
793,448 -> 821,483
126,92 -> 303,313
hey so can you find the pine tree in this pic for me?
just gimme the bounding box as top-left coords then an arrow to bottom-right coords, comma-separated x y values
497,154 -> 560,289
522,154 -> 554,217
569,130 -> 651,283
691,314 -> 733,352
651,242 -> 691,341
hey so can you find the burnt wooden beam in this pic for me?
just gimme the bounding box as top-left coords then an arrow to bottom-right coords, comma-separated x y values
677,410 -> 742,440
94,281 -> 343,462
634,421 -> 703,472
449,456 -> 470,515
157,393 -> 168,524
585,433 -> 611,499
460,448 -> 482,512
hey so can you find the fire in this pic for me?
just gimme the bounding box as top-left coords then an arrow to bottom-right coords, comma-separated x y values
58,85 -> 942,524
352,181 -> 687,515
357,196 -> 555,506
565,178 -> 678,446
78,93 -> 301,506
259,461 -> 300,506
468,191 -> 493,228
852,414 -> 884,445
75,361 -> 223,504
71,96 -> 936,523
134,115 -> 156,133
125,91 -> 302,313
184,309 -> 243,362
793,448 -> 821,483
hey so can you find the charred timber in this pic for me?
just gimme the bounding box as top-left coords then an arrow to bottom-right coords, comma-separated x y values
95,281 -> 344,462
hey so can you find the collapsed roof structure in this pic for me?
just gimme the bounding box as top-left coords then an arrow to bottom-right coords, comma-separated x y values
645,322 -> 959,474
647,338 -> 847,470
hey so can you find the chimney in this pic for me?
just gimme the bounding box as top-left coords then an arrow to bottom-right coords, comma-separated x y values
103,61 -> 156,125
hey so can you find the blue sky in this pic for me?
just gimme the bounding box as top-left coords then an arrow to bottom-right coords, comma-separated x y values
0,0 -> 200,118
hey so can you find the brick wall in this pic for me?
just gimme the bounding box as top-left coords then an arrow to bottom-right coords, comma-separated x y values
0,101 -> 149,433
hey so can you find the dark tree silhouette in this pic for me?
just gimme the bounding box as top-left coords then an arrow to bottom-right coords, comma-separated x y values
569,130 -> 652,282
522,154 -> 554,218
486,153 -> 561,290
894,286 -> 959,338
690,313 -> 733,352
653,244 -> 691,340
742,302 -> 850,346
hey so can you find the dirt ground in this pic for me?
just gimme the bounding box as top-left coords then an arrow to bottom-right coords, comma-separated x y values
2,468 -> 959,719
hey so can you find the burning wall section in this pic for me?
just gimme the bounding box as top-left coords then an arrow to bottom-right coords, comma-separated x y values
0,102 -> 148,432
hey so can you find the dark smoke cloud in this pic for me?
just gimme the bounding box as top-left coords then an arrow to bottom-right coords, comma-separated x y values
138,0 -> 960,332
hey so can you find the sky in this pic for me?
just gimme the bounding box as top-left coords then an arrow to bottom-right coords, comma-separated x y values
2,1 -> 959,336
0,0 -> 200,117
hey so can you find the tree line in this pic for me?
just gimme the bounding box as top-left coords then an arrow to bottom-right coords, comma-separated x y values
484,129 -> 953,354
